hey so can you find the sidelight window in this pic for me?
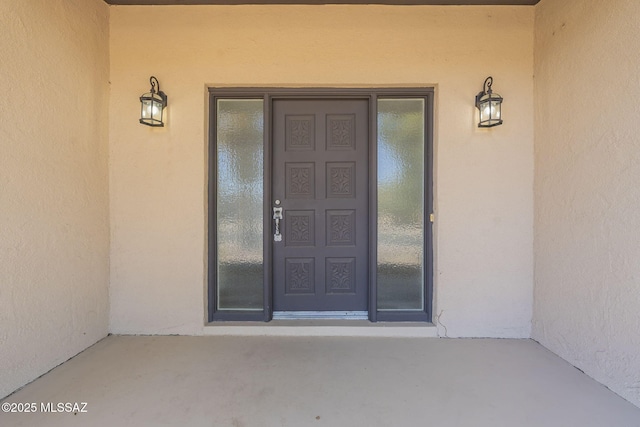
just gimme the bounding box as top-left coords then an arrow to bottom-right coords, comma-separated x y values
214,99 -> 264,311
377,99 -> 427,312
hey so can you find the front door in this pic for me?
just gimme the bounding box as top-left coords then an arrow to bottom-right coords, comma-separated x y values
272,99 -> 369,312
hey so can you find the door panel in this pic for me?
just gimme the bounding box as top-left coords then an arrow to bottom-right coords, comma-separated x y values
272,99 -> 369,312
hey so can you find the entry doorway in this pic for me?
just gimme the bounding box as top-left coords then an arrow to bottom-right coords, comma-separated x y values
208,89 -> 433,322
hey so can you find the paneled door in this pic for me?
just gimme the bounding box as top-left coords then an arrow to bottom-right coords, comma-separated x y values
272,99 -> 369,312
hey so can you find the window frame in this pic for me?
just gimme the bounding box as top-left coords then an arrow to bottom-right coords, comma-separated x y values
207,88 -> 434,323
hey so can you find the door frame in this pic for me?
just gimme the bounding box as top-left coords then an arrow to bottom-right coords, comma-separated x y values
208,88 -> 434,323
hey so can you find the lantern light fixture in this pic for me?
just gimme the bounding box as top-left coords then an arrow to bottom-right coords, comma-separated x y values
475,76 -> 503,128
139,76 -> 167,127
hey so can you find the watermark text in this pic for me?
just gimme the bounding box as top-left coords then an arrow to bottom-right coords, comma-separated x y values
2,402 -> 88,414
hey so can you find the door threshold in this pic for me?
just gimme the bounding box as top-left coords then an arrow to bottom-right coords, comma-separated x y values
273,311 -> 368,320
204,320 -> 437,338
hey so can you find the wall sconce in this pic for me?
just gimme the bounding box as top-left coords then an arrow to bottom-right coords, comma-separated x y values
139,76 -> 167,127
475,76 -> 503,128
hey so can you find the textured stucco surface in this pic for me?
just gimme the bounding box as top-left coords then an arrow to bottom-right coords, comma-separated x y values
533,0 -> 640,407
109,5 -> 534,337
0,0 -> 110,399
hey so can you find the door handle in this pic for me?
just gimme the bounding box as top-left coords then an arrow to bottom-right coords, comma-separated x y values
273,206 -> 283,242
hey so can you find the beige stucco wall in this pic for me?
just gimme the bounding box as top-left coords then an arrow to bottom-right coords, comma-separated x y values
0,0 -> 110,399
533,0 -> 640,407
109,5 -> 534,337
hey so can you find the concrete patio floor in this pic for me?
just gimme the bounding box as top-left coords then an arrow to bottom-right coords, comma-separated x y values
1,336 -> 639,427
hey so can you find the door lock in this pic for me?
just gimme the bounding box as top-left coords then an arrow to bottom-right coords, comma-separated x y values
273,206 -> 283,242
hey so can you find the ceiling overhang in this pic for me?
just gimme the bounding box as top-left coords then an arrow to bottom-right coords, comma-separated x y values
104,0 -> 539,5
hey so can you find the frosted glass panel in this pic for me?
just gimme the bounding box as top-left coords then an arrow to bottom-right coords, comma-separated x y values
377,99 -> 425,311
216,99 -> 264,310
